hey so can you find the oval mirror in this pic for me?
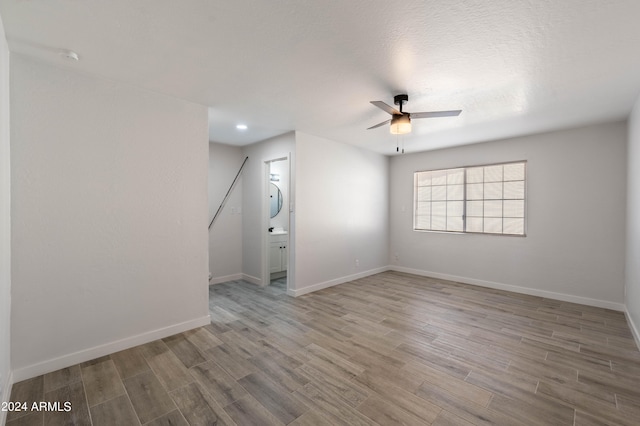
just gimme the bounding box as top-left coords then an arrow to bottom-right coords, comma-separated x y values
270,183 -> 283,218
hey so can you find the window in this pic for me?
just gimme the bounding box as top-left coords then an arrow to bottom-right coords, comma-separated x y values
414,161 -> 526,235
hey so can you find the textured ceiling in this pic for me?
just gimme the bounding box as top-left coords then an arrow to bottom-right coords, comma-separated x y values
2,0 -> 640,154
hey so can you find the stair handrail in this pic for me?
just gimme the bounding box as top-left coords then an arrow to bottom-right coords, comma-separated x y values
209,156 -> 249,230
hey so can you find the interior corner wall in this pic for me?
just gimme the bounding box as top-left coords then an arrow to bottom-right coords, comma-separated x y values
390,122 -> 627,309
0,13 -> 12,422
241,133 -> 295,285
10,54 -> 210,380
208,142 -> 243,283
626,97 -> 640,344
293,132 -> 389,295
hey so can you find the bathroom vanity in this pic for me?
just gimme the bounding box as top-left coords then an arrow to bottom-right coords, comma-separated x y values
269,231 -> 288,276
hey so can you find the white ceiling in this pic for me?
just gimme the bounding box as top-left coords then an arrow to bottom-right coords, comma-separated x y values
2,0 -> 640,155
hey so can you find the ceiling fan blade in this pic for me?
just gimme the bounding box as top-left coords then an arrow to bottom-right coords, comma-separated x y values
367,119 -> 391,130
370,101 -> 401,116
411,110 -> 462,119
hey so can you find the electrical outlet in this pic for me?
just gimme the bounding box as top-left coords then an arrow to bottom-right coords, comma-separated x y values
355,259 -> 360,268
394,253 -> 399,261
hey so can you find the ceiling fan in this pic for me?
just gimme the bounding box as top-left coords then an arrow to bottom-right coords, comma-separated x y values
367,94 -> 461,135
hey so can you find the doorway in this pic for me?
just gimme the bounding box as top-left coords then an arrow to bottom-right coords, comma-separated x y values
264,157 -> 289,290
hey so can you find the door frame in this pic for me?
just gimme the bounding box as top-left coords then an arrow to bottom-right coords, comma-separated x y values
262,155 -> 291,292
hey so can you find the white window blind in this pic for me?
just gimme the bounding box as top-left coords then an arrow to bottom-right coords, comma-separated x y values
414,161 -> 526,236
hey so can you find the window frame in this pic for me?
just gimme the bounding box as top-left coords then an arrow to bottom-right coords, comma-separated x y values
413,160 -> 527,237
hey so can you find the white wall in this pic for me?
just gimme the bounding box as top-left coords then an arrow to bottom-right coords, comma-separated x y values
627,98 -> 640,344
390,122 -> 627,309
0,14 -> 11,425
241,133 -> 295,285
11,55 -> 209,380
293,132 -> 389,295
209,142 -> 243,283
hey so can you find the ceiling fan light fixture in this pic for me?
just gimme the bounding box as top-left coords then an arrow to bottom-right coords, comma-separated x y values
390,114 -> 411,135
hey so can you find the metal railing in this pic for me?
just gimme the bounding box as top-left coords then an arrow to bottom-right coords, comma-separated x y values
209,156 -> 249,230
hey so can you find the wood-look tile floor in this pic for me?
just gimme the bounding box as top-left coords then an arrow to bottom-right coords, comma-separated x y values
7,271 -> 640,425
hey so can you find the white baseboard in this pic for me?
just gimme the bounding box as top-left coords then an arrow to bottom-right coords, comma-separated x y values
625,308 -> 640,351
209,273 -> 262,286
242,274 -> 262,286
0,370 -> 13,425
12,315 -> 210,383
289,266 -> 390,297
209,273 -> 243,285
390,266 -> 625,312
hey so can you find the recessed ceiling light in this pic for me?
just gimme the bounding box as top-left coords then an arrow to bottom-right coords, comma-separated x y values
236,124 -> 248,130
61,50 -> 79,61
